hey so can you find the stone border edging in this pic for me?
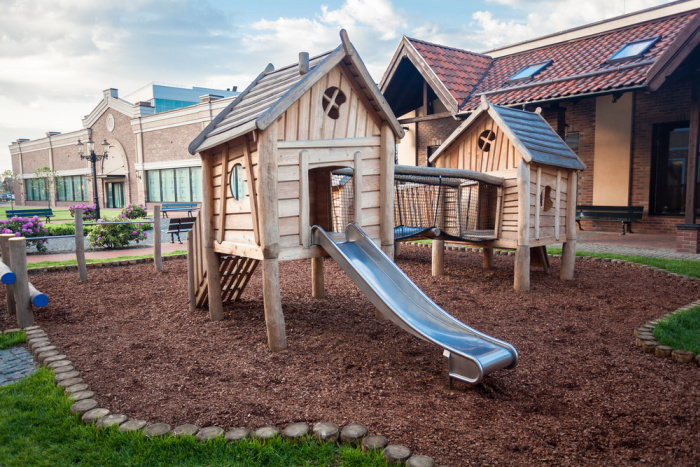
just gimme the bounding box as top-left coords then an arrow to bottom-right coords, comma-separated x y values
3,325 -> 442,467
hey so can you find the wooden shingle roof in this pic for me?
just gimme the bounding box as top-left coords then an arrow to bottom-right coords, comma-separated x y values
189,31 -> 404,155
429,97 -> 586,171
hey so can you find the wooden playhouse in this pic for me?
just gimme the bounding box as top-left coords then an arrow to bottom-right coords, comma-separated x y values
404,96 -> 586,291
186,31 -> 405,351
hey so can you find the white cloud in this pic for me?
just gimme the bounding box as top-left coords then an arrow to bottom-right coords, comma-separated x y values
320,0 -> 407,41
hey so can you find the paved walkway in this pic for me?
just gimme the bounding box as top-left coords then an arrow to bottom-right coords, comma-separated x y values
0,347 -> 35,387
551,231 -> 700,261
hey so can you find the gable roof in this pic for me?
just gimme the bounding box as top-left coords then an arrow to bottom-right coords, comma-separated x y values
189,30 -> 404,155
429,97 -> 586,171
381,4 -> 699,116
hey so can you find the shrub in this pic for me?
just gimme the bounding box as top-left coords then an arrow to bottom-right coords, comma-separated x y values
122,204 -> 147,220
0,216 -> 49,252
68,204 -> 98,221
45,223 -> 91,236
86,217 -> 148,249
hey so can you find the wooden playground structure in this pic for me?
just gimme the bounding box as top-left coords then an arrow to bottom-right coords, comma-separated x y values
186,30 -> 404,350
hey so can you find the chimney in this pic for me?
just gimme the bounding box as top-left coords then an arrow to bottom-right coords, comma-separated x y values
299,52 -> 309,75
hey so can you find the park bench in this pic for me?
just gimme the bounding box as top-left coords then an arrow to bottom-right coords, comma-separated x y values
6,208 -> 55,223
575,205 -> 644,235
160,203 -> 200,218
166,217 -> 196,243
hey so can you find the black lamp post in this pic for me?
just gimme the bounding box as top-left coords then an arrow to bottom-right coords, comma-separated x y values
76,138 -> 109,220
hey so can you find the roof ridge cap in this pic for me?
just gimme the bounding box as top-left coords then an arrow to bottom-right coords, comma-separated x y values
405,36 -> 492,59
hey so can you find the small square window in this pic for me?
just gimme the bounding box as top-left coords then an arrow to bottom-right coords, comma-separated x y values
607,37 -> 659,63
506,61 -> 552,83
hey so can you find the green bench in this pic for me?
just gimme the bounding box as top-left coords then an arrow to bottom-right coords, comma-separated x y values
160,203 -> 200,218
6,208 -> 55,223
575,205 -> 644,235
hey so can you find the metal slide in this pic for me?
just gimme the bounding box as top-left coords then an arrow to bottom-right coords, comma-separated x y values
312,223 -> 518,384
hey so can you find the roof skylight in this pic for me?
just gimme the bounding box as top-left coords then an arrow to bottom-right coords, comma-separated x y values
607,37 -> 659,62
506,61 -> 552,83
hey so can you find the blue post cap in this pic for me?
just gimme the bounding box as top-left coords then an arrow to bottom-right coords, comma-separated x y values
1,271 -> 16,285
31,293 -> 49,308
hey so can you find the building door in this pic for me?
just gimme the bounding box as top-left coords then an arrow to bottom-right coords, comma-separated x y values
650,122 -> 700,216
106,182 -> 125,209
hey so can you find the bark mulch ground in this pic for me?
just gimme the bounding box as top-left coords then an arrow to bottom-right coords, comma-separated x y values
2,245 -> 699,466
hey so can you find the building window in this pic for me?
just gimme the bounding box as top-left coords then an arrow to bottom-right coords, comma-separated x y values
506,61 -> 552,83
25,179 -> 48,201
650,121 -> 699,216
56,176 -> 89,202
146,167 -> 202,203
607,37 -> 659,63
565,132 -> 580,155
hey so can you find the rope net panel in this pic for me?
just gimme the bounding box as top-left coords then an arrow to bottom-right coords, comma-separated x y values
330,169 -> 499,243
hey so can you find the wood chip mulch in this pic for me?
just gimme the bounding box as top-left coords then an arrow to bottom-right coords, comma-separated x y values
2,244 -> 699,466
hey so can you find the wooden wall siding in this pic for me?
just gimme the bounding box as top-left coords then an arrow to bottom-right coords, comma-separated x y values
275,146 -> 382,249
210,136 -> 260,246
276,65 -> 380,142
435,114 -> 522,172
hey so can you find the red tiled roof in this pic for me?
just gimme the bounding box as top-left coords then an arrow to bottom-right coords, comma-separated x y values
402,11 -> 697,112
461,11 -> 697,110
406,37 -> 493,106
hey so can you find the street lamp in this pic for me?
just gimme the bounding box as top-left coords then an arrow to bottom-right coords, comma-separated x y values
77,138 -> 109,220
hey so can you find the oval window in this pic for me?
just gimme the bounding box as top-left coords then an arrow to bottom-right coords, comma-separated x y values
230,164 -> 246,201
322,87 -> 346,119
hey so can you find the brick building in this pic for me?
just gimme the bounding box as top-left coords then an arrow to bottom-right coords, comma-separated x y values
8,84 -> 238,211
380,0 -> 700,248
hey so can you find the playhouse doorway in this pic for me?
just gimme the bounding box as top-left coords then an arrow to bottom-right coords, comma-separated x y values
308,166 -> 354,233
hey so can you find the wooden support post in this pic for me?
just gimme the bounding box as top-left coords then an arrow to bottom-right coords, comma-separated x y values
187,234 -> 196,311
74,208 -> 87,281
394,241 -> 401,257
561,170 -> 578,280
353,151 -> 363,228
514,161 -> 531,291
154,205 -> 163,272
311,256 -> 325,299
0,234 -> 16,316
483,247 -> 494,269
535,166 -> 541,241
258,124 -> 286,350
432,240 -> 445,276
380,122 -> 395,259
299,150 -> 310,247
9,237 -> 32,328
201,152 -> 224,322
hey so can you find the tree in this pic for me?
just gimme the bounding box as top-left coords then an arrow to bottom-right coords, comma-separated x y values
0,170 -> 20,209
31,167 -> 62,209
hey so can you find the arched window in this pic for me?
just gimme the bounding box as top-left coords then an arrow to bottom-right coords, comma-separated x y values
230,164 -> 246,201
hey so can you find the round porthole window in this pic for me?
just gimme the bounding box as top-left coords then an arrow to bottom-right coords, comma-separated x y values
322,87 -> 346,119
230,164 -> 246,201
477,130 -> 496,152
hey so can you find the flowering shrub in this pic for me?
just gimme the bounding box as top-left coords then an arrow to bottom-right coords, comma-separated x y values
86,216 -> 148,249
69,204 -> 98,221
0,216 -> 49,252
122,204 -> 147,219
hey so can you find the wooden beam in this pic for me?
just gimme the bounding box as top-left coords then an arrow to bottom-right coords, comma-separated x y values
398,112 -> 454,124
201,151 -> 224,321
354,151 -> 363,228
555,170 -> 561,241
483,248 -> 494,269
242,137 -> 261,246
154,205 -> 163,272
422,80 -> 429,117
380,122 -> 394,259
262,258 -> 287,351
217,146 -> 229,244
9,237 -> 32,328
187,234 -> 196,311
257,125 -> 280,259
685,74 -> 699,225
514,161 -> 531,291
74,208 -> 87,281
299,150 -> 310,247
560,170 -> 578,281
394,164 -> 504,186
0,234 -> 16,317
432,239 -> 445,276
311,256 -> 325,299
535,166 -> 541,241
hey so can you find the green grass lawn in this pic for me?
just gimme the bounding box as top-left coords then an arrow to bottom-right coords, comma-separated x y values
0,330 -> 26,350
0,206 -> 124,223
0,369 -> 388,466
654,307 -> 700,354
28,250 -> 187,269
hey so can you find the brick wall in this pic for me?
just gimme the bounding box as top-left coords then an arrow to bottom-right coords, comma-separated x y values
416,117 -> 462,166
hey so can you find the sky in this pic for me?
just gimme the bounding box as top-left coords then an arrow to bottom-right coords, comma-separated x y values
0,0 -> 678,172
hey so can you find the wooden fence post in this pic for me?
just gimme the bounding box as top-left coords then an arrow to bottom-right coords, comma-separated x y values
0,234 -> 16,316
187,234 -> 196,311
154,205 -> 163,272
560,171 -> 578,280
75,208 -> 88,281
514,161 -> 531,291
9,237 -> 32,328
